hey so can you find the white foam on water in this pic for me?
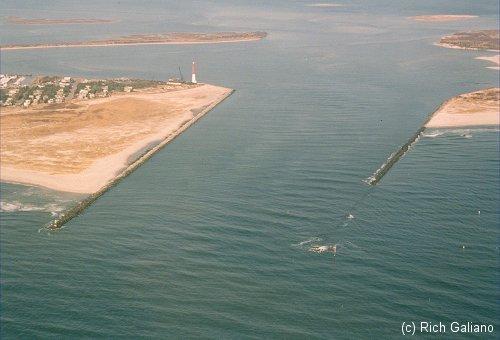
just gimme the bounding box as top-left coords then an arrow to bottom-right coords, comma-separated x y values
294,237 -> 323,247
1,200 -> 65,214
309,244 -> 337,254
424,127 -> 498,139
1,201 -> 43,212
422,131 -> 445,138
364,150 -> 397,185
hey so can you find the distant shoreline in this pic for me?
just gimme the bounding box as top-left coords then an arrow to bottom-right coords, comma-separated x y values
437,30 -> 500,51
434,42 -> 500,52
1,32 -> 267,51
408,14 -> 477,22
6,16 -> 116,25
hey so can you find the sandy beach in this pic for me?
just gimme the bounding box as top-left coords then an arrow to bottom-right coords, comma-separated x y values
0,84 -> 233,193
476,55 -> 500,70
425,88 -> 499,128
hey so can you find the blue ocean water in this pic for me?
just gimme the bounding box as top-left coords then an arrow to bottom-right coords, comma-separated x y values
1,1 -> 499,338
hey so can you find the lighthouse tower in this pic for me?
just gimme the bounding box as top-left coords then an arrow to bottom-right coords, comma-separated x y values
191,61 -> 197,84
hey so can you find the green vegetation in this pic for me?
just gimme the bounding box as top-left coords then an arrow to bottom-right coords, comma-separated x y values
90,83 -> 102,94
127,79 -> 164,89
441,30 -> 500,50
41,84 -> 58,99
0,89 -> 7,102
35,76 -> 59,84
77,81 -> 113,93
74,79 -> 165,96
106,81 -> 125,92
2,76 -> 169,106
14,86 -> 36,102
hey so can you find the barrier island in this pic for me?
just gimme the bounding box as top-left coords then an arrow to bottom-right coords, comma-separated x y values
6,16 -> 115,25
1,32 -> 267,50
438,30 -> 499,51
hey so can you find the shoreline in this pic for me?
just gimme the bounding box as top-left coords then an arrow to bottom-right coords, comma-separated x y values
1,38 -> 265,51
1,85 -> 234,194
6,16 -> 116,25
433,42 -> 500,52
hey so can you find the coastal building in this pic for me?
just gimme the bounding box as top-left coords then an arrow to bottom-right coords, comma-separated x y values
8,89 -> 18,96
0,75 -> 15,89
78,89 -> 89,99
101,85 -> 109,97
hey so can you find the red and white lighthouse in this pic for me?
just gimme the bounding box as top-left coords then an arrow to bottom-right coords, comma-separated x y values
191,61 -> 197,84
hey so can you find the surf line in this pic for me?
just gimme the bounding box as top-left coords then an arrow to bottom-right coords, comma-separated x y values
365,100 -> 447,186
43,89 -> 234,231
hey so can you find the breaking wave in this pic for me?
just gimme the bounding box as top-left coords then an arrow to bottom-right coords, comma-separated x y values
1,200 -> 65,214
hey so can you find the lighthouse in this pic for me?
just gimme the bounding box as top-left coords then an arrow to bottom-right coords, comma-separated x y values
191,61 -> 197,84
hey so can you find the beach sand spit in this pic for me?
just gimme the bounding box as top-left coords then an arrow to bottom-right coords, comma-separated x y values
476,55 -> 500,70
0,84 -> 232,193
425,88 -> 499,128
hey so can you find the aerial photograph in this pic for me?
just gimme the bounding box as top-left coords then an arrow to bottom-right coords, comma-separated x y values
0,0 -> 498,338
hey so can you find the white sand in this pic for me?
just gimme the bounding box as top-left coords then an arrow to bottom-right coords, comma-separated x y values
476,55 -> 500,70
